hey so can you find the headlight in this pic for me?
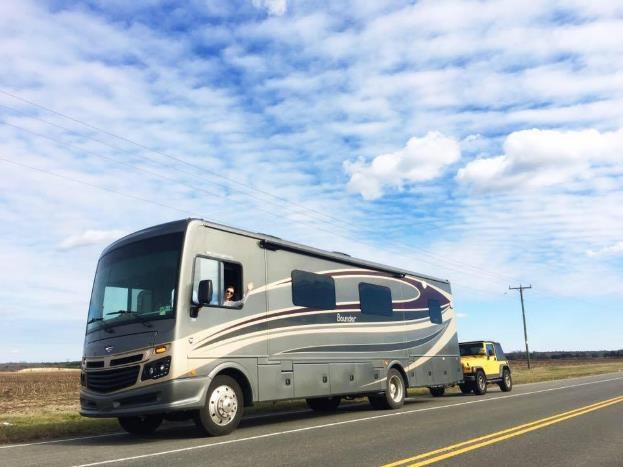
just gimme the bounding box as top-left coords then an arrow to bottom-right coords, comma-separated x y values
141,356 -> 171,381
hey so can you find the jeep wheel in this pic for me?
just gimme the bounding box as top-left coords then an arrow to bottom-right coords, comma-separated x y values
306,396 -> 341,411
195,375 -> 243,436
118,414 -> 163,435
458,383 -> 472,394
499,368 -> 512,392
429,386 -> 445,397
472,370 -> 487,395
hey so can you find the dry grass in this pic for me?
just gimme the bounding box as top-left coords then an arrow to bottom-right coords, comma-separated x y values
1,359 -> 622,444
0,370 -> 117,444
0,370 -> 81,415
509,358 -> 623,384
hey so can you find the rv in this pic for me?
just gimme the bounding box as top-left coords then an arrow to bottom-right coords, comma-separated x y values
80,219 -> 461,436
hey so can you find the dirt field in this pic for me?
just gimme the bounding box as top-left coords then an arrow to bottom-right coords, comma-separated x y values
0,370 -> 81,416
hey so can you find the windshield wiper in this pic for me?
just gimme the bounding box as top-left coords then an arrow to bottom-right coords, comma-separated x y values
105,310 -> 133,316
105,310 -> 153,328
130,313 -> 153,328
87,317 -> 114,333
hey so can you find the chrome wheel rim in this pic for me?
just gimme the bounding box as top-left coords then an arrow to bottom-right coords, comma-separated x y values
504,373 -> 511,387
388,374 -> 404,402
478,374 -> 485,390
208,384 -> 238,426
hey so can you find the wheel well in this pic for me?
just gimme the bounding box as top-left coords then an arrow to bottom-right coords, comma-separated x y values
219,368 -> 253,407
389,364 -> 409,389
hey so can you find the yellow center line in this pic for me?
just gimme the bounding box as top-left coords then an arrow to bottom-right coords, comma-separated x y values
383,395 -> 623,467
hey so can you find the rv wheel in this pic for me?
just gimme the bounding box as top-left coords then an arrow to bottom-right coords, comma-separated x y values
306,396 -> 341,411
118,414 -> 163,435
429,386 -> 445,397
195,375 -> 244,436
368,394 -> 386,410
370,368 -> 405,410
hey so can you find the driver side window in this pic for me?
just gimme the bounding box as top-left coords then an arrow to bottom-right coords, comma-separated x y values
192,256 -> 243,307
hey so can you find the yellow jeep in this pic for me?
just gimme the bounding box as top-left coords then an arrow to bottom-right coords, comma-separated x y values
459,341 -> 512,395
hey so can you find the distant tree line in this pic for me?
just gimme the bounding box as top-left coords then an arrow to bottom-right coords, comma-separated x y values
506,350 -> 623,360
0,361 -> 81,371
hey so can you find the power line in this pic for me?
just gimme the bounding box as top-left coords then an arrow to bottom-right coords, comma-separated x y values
0,155 -> 518,298
0,89 -> 525,284
0,116 -> 516,285
0,91 -> 353,227
0,121 -> 360,241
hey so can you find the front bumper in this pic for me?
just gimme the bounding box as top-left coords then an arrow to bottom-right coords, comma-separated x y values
462,373 -> 476,382
80,376 -> 211,418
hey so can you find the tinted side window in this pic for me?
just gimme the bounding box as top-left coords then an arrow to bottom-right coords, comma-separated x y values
291,270 -> 336,310
494,343 -> 506,360
359,282 -> 393,316
428,299 -> 442,324
486,343 -> 495,357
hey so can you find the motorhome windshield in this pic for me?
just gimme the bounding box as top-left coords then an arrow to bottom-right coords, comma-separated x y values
86,232 -> 184,333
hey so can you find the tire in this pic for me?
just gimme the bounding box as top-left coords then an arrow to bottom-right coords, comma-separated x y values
498,368 -> 512,392
429,386 -> 445,397
368,394 -> 386,410
118,414 -> 163,435
369,368 -> 406,410
472,369 -> 487,395
306,396 -> 341,411
458,383 -> 472,394
195,375 -> 244,436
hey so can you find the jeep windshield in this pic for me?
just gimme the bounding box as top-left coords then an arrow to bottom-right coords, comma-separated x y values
86,232 -> 184,334
460,343 -> 485,356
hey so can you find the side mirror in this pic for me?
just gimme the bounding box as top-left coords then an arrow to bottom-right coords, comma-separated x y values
197,279 -> 213,306
478,348 -> 486,355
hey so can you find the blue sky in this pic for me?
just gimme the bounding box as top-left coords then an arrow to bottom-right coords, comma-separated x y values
1,0 -> 622,362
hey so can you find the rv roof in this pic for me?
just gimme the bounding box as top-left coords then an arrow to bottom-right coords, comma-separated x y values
102,218 -> 450,286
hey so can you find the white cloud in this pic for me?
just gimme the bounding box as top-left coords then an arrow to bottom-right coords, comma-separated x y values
251,0 -> 287,16
457,128 -> 623,191
344,132 -> 461,200
587,241 -> 623,258
2,0 -> 623,358
59,229 -> 127,250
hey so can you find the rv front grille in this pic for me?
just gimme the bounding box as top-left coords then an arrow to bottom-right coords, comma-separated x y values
86,361 -> 104,369
85,365 -> 140,393
110,354 -> 143,366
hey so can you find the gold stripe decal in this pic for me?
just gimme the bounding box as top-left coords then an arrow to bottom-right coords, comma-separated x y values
383,395 -> 623,467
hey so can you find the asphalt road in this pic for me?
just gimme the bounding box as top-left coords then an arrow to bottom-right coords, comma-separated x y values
2,372 -> 622,466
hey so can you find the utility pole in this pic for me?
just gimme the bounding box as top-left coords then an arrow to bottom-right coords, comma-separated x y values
509,284 -> 532,369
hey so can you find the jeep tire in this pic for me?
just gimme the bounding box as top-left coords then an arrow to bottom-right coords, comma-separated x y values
499,368 -> 512,392
472,369 -> 487,395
